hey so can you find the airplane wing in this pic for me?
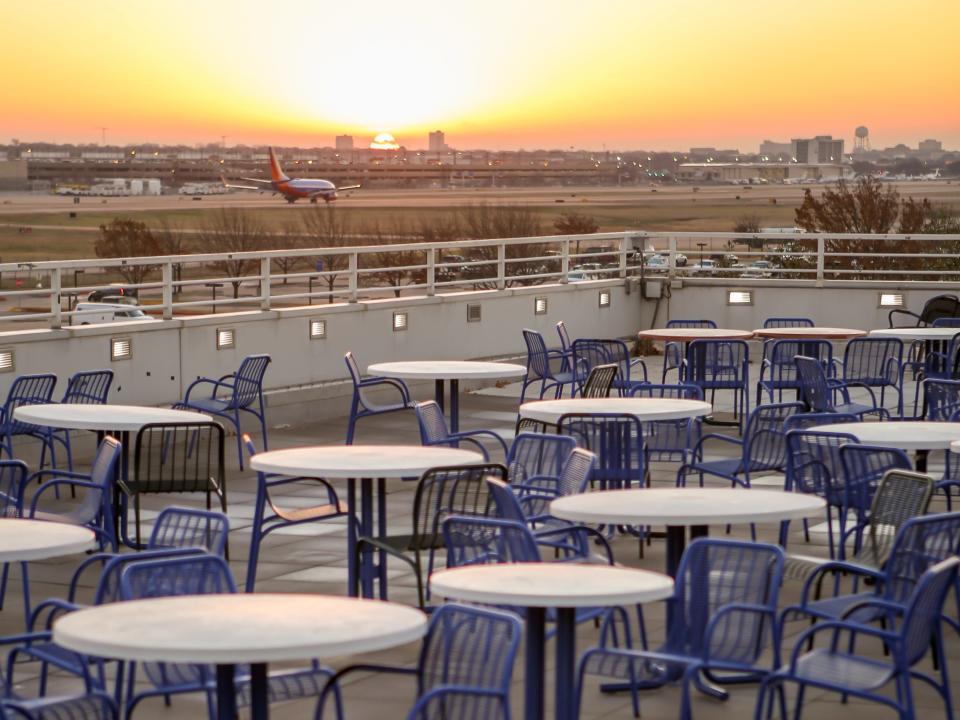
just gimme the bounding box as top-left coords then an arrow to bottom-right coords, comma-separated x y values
238,177 -> 273,185
336,184 -> 361,191
220,175 -> 265,191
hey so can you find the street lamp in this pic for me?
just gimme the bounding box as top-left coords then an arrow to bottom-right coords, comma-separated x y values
205,282 -> 223,314
307,275 -> 319,305
696,242 -> 707,266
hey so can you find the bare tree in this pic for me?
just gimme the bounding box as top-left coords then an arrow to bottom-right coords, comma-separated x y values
365,217 -> 426,297
301,205 -> 352,303
152,218 -> 192,294
95,218 -> 157,284
457,204 -> 548,287
270,223 -> 307,284
553,212 -> 599,258
197,209 -> 268,298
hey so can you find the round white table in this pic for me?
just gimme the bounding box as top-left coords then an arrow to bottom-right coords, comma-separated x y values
518,397 -> 711,425
0,519 -> 96,624
753,327 -> 866,340
815,421 -> 960,472
14,404 -> 214,549
54,593 -> 427,720
550,488 -> 825,578
367,361 -> 526,433
431,563 -> 673,720
250,445 -> 484,598
637,328 -> 754,342
869,328 -> 960,342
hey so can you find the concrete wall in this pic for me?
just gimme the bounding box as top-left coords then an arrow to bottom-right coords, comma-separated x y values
0,280 -> 646,424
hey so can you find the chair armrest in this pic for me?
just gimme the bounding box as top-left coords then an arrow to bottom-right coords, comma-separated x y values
692,433 -> 743,454
183,376 -> 235,403
450,429 -> 508,456
29,598 -> 82,632
840,597 -> 905,621
797,560 -> 885,605
887,308 -> 920,327
409,687 -> 508,718
358,376 -> 411,404
788,621 -> 898,671
704,603 -> 777,664
28,479 -> 102,517
534,525 -> 614,563
317,662 -> 417,718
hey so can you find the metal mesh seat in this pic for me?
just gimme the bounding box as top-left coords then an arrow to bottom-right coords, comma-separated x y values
0,692 -> 118,720
580,363 -> 618,398
356,463 -> 506,608
520,329 -> 577,402
794,355 -> 888,420
834,338 -> 903,415
577,539 -> 785,720
572,339 -> 647,396
119,422 -> 226,548
757,339 -> 832,405
0,374 -> 58,468
343,351 -> 414,444
415,401 -> 508,461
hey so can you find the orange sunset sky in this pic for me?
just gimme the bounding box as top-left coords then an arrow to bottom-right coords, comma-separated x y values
3,0 -> 959,151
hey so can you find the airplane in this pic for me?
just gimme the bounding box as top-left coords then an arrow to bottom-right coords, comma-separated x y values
222,147 -> 360,203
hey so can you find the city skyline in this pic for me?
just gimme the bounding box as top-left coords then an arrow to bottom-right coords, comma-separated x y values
4,0 -> 959,151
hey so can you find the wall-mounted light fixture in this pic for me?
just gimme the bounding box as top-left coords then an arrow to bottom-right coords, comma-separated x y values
534,297 -> 548,315
879,293 -> 904,308
726,290 -> 753,306
110,337 -> 132,361
466,304 -> 482,323
309,318 -> 327,339
216,327 -> 236,350
393,311 -> 408,331
598,289 -> 611,308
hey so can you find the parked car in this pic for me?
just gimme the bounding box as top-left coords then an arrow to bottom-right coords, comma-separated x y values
687,260 -> 716,274
674,253 -> 688,267
644,255 -> 668,270
73,302 -> 157,325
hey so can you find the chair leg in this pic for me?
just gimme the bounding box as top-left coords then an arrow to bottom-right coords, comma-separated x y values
246,524 -> 263,593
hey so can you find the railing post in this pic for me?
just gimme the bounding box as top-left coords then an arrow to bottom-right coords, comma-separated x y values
667,236 -> 677,278
561,239 -> 570,283
49,268 -> 62,329
426,248 -> 436,296
259,257 -> 271,310
816,237 -> 825,287
619,234 -> 629,278
162,262 -> 174,320
497,244 -> 506,290
348,252 -> 358,302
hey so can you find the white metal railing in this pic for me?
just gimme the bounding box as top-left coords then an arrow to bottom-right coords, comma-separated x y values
1,230 -> 960,329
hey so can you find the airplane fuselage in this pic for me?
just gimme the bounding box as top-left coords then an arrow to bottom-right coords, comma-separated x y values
273,178 -> 338,203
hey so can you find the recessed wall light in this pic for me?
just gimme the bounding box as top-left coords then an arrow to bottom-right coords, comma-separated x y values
534,297 -> 548,315
0,349 -> 13,373
879,293 -> 904,308
216,327 -> 236,350
309,319 -> 327,339
727,290 -> 753,306
598,290 -> 611,308
393,311 -> 408,331
110,337 -> 132,361
467,304 -> 481,323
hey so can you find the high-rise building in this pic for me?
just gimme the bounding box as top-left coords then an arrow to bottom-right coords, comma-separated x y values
919,139 -> 943,153
759,140 -> 792,158
335,135 -> 354,152
428,131 -> 447,152
791,136 -> 844,163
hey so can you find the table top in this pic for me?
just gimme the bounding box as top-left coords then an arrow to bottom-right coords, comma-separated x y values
250,444 -> 484,478
637,328 -> 754,342
367,361 -> 527,380
0,519 -> 96,562
753,327 -> 866,340
519,397 -> 712,424
952,440 -> 960,454
430,563 -> 674,608
550,487 -> 826,526
869,327 -> 960,341
14,404 -> 212,432
54,594 -> 427,664
814,421 -> 960,450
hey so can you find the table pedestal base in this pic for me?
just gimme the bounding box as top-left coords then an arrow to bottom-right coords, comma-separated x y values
523,606 -> 578,720
348,477 -> 389,599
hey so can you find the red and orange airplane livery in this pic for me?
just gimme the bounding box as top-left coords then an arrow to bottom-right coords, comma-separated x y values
223,147 -> 360,203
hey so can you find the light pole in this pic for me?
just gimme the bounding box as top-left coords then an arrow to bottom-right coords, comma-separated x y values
308,275 -> 319,305
696,242 -> 707,267
205,282 -> 223,314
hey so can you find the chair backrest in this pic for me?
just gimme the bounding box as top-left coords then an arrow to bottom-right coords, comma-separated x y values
932,317 -> 960,328
231,354 -> 271,409
762,317 -> 814,328
849,469 -> 933,568
669,538 -> 784,662
119,554 -> 237,601
556,321 -> 572,353
841,338 -> 902,385
556,448 -> 596,496
782,411 -> 858,432
0,460 -> 28,517
793,355 -> 833,412
485,477 -> 528,523
522,329 -> 553,380
505,433 -> 575,486
573,339 -> 634,385
410,464 -> 507,552
899,557 -> 960,667
666,319 -> 717,328
148,507 -> 229,557
765,340 -> 832,386
61,370 -> 114,405
741,402 -> 806,470
3,374 -> 57,434
628,382 -> 703,400
130,422 -> 225,495
344,351 -> 363,386
557,413 -> 644,487
838,444 -> 913,514
441,515 -> 540,567
924,378 -> 960,420
883,512 -> 960,607
417,603 -> 522,711
415,401 -> 451,444
919,295 -> 960,325
92,547 -> 209,604
581,363 -> 618,398
684,340 -> 748,386
784,429 -> 858,502
68,436 -> 122,529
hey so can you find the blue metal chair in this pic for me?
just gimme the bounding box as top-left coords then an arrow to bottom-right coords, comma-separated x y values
243,434 -> 351,592
889,293 -> 960,328
520,329 -> 578,402
0,692 -> 118,720
415,401 -> 508,461
580,363 -> 618,398
148,506 -> 230,557
343,351 -> 414,444
756,339 -> 832,405
505,432 -> 576,493
923,379 -> 960,506
902,328 -> 960,416
837,443 -> 912,551
684,339 -> 749,432
0,374 -> 58,468
47,369 -> 115,471
558,413 -> 645,491
628,383 -> 703,466
677,402 -> 804,491
834,337 -> 904,416
661,320 -> 716,384
317,603 -> 521,720
762,317 -> 815,328
794,355 -> 889,420
118,554 -> 345,720
556,320 -> 575,369
513,447 -> 597,526
571,339 -> 647,396
175,354 -> 270,469
577,538 -> 785,720
758,556 -> 960,720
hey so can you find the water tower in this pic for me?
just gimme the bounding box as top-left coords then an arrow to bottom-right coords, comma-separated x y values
854,126 -> 870,153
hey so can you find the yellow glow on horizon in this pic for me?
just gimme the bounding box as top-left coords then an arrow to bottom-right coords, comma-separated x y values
2,0 -> 959,150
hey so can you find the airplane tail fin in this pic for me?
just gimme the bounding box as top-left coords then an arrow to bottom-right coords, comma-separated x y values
268,147 -> 290,183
